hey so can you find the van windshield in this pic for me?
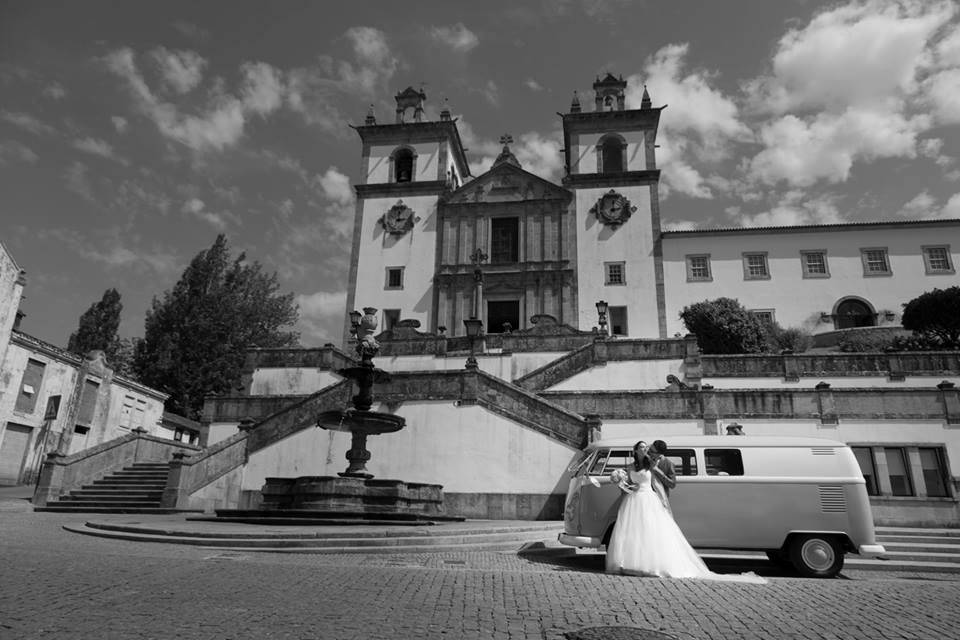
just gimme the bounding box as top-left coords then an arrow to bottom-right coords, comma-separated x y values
566,450 -> 594,475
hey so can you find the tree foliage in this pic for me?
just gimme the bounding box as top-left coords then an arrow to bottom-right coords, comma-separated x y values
680,297 -> 768,354
133,235 -> 300,418
67,288 -> 122,356
901,287 -> 960,349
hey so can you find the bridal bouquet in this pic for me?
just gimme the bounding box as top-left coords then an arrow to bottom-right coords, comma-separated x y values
610,468 -> 638,493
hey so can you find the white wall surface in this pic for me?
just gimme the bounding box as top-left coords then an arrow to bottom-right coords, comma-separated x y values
568,130 -> 649,174
548,359 -> 683,391
250,369 -> 342,396
702,376 -> 960,389
365,141 -> 441,184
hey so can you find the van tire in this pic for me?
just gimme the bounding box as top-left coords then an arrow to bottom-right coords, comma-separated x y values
788,534 -> 844,578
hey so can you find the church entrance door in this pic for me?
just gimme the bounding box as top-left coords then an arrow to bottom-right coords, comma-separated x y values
487,300 -> 520,334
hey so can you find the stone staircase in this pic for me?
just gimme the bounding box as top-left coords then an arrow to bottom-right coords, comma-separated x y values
35,462 -> 199,514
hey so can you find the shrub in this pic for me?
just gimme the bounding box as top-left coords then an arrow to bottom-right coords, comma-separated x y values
837,331 -> 895,352
680,298 -> 768,354
901,287 -> 960,349
767,326 -> 813,353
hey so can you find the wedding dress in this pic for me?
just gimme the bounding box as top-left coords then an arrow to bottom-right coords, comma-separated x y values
605,468 -> 766,584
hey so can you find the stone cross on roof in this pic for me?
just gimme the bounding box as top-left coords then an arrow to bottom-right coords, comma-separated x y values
499,133 -> 513,146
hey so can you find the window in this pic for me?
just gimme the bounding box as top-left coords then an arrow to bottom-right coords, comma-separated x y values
14,359 -> 46,414
599,135 -> 625,173
382,309 -> 400,331
663,448 -> 698,476
609,306 -> 628,336
385,267 -> 404,289
852,447 -> 879,496
884,447 -> 913,496
134,399 -> 146,429
490,217 -> 519,263
801,250 -> 830,278
919,448 -> 949,497
923,246 -> 954,274
76,379 -> 100,426
686,255 -> 711,282
600,449 -> 633,473
394,148 -> 414,183
861,248 -> 891,276
605,262 -> 625,285
750,310 -> 775,328
119,396 -> 135,430
487,300 -> 520,334
704,449 -> 744,476
742,252 -> 770,280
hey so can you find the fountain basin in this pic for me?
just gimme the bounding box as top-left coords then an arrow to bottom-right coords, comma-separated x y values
256,475 -> 454,517
316,409 -> 405,435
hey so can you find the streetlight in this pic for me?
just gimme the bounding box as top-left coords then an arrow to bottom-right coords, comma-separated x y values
595,300 -> 609,336
463,317 -> 484,369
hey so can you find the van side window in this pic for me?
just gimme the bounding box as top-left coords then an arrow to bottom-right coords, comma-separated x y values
604,450 -> 633,472
705,449 -> 744,476
588,450 -> 610,475
664,448 -> 698,476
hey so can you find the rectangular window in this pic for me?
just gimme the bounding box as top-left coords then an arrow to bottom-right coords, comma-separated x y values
919,447 -> 949,497
604,262 -> 625,285
705,449 -> 744,476
861,248 -> 891,276
385,267 -> 404,289
14,359 -> 46,414
119,395 -> 135,430
923,246 -> 954,274
742,252 -> 770,280
685,254 -> 711,282
884,447 -> 913,496
750,310 -> 776,327
663,448 -> 698,476
77,380 -> 100,426
490,217 -> 519,263
382,309 -> 400,331
608,306 -> 628,336
134,399 -> 146,428
801,250 -> 830,278
852,447 -> 879,496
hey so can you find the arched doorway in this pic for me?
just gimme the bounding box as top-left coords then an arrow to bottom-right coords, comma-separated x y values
835,298 -> 875,329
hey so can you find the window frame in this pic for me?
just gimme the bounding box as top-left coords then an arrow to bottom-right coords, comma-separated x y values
384,267 -> 404,290
608,305 -> 628,336
749,309 -> 776,328
741,252 -> 770,280
884,447 -> 914,497
382,308 -> 401,331
704,448 -> 745,476
918,447 -> 950,498
490,216 -> 520,264
604,261 -> 626,286
851,446 -> 879,496
922,245 -> 954,275
391,146 -> 417,183
800,250 -> 830,279
685,254 -> 712,282
860,247 -> 892,277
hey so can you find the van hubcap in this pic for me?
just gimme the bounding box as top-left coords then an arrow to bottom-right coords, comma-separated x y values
801,539 -> 834,571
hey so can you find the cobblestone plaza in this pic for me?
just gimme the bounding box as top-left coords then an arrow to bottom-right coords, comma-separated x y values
2,509 -> 958,640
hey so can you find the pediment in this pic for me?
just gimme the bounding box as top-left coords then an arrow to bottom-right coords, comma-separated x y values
445,163 -> 569,204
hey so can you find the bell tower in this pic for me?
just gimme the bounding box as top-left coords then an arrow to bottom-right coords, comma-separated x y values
561,74 -> 667,338
344,87 -> 470,345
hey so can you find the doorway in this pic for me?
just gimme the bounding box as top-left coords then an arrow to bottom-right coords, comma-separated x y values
487,300 -> 520,334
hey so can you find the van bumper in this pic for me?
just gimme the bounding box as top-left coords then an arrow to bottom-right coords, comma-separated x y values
858,543 -> 886,557
558,533 -> 602,548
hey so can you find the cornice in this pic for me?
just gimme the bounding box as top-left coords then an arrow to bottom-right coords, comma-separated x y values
559,107 -> 663,131
562,170 -> 661,189
661,218 -> 960,238
355,181 -> 449,199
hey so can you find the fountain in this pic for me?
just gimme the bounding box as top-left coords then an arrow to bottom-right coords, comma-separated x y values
250,307 -> 462,523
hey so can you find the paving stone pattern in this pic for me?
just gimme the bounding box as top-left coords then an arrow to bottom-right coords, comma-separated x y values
1,512 -> 958,640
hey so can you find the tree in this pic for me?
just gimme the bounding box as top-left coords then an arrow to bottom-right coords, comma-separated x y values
901,287 -> 960,349
679,297 -> 768,354
67,288 -> 123,357
133,235 -> 300,418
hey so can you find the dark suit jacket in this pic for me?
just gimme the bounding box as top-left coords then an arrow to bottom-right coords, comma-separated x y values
653,455 -> 677,496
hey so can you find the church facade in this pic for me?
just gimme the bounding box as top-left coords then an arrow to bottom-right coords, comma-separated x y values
346,74 -> 960,343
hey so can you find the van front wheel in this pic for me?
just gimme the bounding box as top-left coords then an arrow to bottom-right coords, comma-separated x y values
789,534 -> 844,578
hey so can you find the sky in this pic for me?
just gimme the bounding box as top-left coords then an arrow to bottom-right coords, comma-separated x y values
1,0 -> 959,349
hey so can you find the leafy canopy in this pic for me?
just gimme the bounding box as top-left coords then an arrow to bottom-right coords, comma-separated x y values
67,288 -> 122,357
901,287 -> 960,349
133,235 -> 299,418
680,297 -> 768,354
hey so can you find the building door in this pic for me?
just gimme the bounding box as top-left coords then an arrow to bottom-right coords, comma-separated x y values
835,299 -> 875,329
487,300 -> 520,334
0,423 -> 33,485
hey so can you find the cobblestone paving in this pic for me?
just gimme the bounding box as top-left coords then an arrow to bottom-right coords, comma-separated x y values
1,512 -> 958,640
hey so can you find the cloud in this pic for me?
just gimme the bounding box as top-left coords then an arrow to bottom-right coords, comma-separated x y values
295,290 -> 347,345
64,162 -> 95,202
923,68 -> 960,124
457,117 -> 563,182
172,21 -> 210,42
72,136 -> 128,164
0,110 -> 56,135
44,228 -> 183,274
312,166 -> 355,239
430,23 -> 480,52
43,82 -> 66,99
943,193 -> 960,218
111,116 -> 129,133
150,47 -> 207,94
899,191 -> 937,217
727,191 -> 845,227
524,78 -> 544,92
179,197 -> 234,230
316,166 -> 353,206
104,47 -> 284,152
0,140 -> 38,165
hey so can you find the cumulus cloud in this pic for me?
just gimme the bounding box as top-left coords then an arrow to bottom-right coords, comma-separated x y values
430,23 -> 480,52
64,162 -> 95,202
311,166 -> 355,239
0,140 -> 38,165
43,82 -> 66,99
111,116 -> 129,133
943,193 -> 960,218
524,78 -> 544,92
295,290 -> 347,345
151,47 -> 207,94
104,47 -> 284,152
899,191 -> 937,217
72,136 -> 128,164
0,110 -> 56,135
727,191 -> 844,227
41,228 -> 182,275
180,197 -> 233,230
456,117 -> 563,182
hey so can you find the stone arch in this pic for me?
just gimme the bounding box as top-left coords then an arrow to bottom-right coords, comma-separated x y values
390,146 -> 417,183
832,296 -> 876,329
596,133 -> 626,174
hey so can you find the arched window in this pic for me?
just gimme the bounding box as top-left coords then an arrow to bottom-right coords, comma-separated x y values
599,135 -> 625,174
393,147 -> 414,183
835,299 -> 875,329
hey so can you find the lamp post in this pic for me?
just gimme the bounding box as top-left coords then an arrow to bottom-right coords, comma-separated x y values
464,317 -> 483,369
596,300 -> 609,336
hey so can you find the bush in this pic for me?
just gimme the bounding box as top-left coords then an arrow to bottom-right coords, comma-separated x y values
837,331 -> 895,352
901,287 -> 960,349
767,326 -> 813,353
680,298 -> 768,354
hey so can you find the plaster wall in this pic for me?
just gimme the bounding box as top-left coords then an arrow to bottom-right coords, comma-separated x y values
249,369 -> 341,396
548,359 -> 683,391
102,381 -> 165,440
575,184 -> 658,336
243,400 -> 579,495
662,225 -> 960,337
207,421 -> 241,446
0,244 -> 22,372
365,141 -> 441,184
354,194 -> 440,330
568,130 -> 649,173
701,376 -> 960,390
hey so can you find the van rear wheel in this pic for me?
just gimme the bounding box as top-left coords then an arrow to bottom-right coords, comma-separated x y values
789,534 -> 844,578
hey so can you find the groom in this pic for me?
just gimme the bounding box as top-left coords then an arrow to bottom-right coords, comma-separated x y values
648,440 -> 678,507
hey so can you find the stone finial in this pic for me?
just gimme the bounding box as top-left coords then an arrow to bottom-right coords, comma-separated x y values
364,104 -> 376,125
570,90 -> 581,113
641,84 -> 652,110
440,97 -> 451,121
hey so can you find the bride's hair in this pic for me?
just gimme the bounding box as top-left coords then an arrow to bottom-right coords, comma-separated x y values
632,441 -> 651,471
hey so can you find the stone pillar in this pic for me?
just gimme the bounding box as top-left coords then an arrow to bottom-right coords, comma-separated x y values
683,335 -> 702,388
937,381 -> 960,425
815,382 -> 839,426
700,387 -> 719,435
782,351 -> 799,382
907,447 -> 927,498
161,451 -> 189,509
584,415 -> 602,444
32,452 -> 66,507
873,445 -> 892,496
458,367 -> 479,405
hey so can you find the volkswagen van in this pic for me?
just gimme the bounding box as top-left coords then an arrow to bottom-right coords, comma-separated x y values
558,436 -> 885,578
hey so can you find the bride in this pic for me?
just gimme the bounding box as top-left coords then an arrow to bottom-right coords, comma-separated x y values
604,440 -> 766,583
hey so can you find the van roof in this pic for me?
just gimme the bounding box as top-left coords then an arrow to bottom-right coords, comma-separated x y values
589,435 -> 848,449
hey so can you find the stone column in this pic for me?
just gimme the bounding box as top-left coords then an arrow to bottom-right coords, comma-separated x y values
161,451 -> 190,509
815,382 -> 839,426
32,452 -> 66,507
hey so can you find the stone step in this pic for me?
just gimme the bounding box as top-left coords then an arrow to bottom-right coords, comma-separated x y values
36,506 -> 201,514
879,540 -> 960,553
42,500 -> 162,509
91,480 -> 167,487
876,526 -> 960,537
877,534 -> 960,544
106,472 -> 169,479
61,493 -> 164,502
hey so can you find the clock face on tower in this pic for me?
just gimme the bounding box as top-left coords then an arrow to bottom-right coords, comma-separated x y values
380,200 -> 418,235
590,189 -> 636,227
